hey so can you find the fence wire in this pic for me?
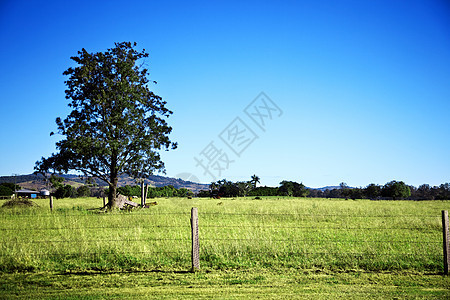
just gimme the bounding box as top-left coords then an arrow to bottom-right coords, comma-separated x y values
0,210 -> 445,269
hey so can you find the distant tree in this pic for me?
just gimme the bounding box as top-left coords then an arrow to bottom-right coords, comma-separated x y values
55,185 -> 76,199
218,180 -> 240,198
117,185 -> 141,197
49,174 -> 65,189
161,185 -> 176,197
209,181 -> 218,193
236,181 -> 252,197
84,177 -> 97,187
324,188 -> 342,198
196,190 -> 210,197
339,182 -> 351,199
0,183 -> 21,195
364,183 -> 381,199
76,185 -> 91,197
436,183 -> 450,200
279,181 -> 309,197
250,175 -> 260,189
176,188 -> 194,197
408,185 -> 417,199
0,185 -> 12,196
381,180 -> 411,200
248,186 -> 280,197
339,182 -> 348,189
34,42 -> 177,209
147,187 -> 158,198
349,188 -> 364,200
279,181 -> 294,196
416,184 -> 432,200
209,179 -> 240,197
307,188 -> 324,198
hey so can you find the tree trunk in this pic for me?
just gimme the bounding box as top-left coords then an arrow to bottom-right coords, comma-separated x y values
108,174 -> 120,209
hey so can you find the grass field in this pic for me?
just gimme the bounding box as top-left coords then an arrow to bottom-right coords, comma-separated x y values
0,196 -> 449,298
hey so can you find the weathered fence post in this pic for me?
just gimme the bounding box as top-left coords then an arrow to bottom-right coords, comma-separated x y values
191,207 -> 200,271
443,210 -> 449,275
102,196 -> 106,207
140,181 -> 145,207
145,184 -> 149,206
49,195 -> 53,211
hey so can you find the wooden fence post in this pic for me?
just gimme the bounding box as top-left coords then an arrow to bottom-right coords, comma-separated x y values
141,181 -> 145,207
443,210 -> 449,275
191,207 -> 200,271
145,184 -> 149,206
103,196 -> 106,207
49,195 -> 53,211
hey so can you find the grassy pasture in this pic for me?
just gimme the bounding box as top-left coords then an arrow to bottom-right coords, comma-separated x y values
0,197 -> 449,298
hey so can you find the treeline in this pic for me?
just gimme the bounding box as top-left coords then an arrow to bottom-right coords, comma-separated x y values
317,182 -> 450,201
3,173 -> 449,201
197,179 -> 450,200
196,178 -> 309,198
53,185 -> 103,199
50,180 -> 450,200
47,174 -> 101,199
112,185 -> 194,198
55,184 -> 195,199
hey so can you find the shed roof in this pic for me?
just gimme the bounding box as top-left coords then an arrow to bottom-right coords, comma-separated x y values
16,189 -> 39,194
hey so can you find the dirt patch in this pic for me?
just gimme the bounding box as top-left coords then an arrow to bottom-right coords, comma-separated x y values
1,199 -> 39,208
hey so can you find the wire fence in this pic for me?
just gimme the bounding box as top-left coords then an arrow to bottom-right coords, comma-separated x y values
0,209 -> 448,272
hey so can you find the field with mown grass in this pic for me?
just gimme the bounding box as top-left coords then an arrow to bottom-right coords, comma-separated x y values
0,196 -> 449,299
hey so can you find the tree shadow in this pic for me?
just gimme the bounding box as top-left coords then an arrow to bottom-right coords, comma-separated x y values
57,269 -> 193,276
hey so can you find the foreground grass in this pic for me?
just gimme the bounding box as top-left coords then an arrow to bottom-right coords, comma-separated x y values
1,268 -> 448,299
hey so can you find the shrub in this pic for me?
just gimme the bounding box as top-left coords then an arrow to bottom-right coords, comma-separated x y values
54,185 -> 76,199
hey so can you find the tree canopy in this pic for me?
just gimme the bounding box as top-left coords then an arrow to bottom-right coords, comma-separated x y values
35,42 -> 177,208
0,183 -> 21,196
381,180 -> 411,200
279,180 -> 309,197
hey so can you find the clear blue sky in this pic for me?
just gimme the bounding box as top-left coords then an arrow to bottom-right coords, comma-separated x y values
1,0 -> 449,188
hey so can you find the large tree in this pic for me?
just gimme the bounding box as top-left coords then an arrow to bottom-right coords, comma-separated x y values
35,42 -> 177,208
381,180 -> 411,200
279,180 -> 309,197
364,183 -> 381,199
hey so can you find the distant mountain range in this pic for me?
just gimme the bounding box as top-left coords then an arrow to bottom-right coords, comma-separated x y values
313,186 -> 344,191
0,173 -> 210,193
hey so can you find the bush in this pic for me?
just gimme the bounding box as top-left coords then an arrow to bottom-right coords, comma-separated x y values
196,190 -> 210,197
117,185 -> 141,197
54,185 -> 76,199
0,185 -> 13,196
76,185 -> 91,197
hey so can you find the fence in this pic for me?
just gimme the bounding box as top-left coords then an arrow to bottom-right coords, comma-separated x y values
196,209 -> 449,274
0,208 -> 448,274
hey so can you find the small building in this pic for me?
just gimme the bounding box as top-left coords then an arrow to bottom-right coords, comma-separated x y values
16,189 -> 39,199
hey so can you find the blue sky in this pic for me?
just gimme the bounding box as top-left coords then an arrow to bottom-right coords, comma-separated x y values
0,0 -> 449,188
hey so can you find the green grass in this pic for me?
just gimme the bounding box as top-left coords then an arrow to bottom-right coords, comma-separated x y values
1,269 -> 448,299
0,197 -> 449,298
0,197 -> 447,272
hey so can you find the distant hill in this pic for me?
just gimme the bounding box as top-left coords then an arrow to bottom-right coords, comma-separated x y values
0,173 -> 209,193
314,186 -> 342,191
